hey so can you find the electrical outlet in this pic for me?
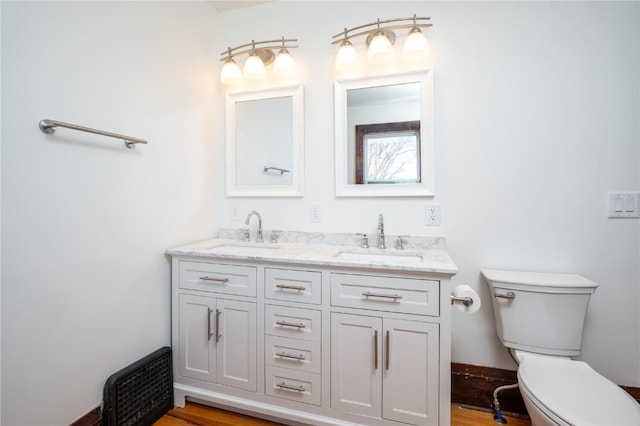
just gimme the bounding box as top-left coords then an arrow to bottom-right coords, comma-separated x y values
230,206 -> 240,222
425,204 -> 441,226
309,203 -> 321,223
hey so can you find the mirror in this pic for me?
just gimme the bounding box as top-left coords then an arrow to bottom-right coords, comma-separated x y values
225,84 -> 304,197
334,70 -> 434,197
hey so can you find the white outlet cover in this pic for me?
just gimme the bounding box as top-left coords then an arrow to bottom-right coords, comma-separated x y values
309,203 -> 321,223
425,204 -> 441,226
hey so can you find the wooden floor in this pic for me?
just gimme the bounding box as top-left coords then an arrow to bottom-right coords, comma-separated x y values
156,401 -> 531,426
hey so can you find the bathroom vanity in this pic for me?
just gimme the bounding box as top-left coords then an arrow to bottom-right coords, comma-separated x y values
167,232 -> 457,426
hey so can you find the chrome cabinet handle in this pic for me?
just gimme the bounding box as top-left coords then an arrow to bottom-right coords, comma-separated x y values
494,291 -> 516,299
362,292 -> 403,300
374,330 -> 379,370
215,309 -> 221,343
199,276 -> 229,283
276,320 -> 306,329
207,308 -> 213,341
385,330 -> 390,371
276,382 -> 305,392
276,352 -> 305,361
276,284 -> 306,291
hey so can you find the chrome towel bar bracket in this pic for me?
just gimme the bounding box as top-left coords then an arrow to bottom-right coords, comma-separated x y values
264,166 -> 290,175
39,119 -> 147,149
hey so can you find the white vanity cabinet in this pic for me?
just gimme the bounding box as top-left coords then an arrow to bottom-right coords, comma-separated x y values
169,241 -> 456,426
331,313 -> 439,426
179,294 -> 257,391
330,272 -> 441,426
175,261 -> 257,392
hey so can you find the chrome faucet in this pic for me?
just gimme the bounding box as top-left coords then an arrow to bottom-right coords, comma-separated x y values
244,210 -> 264,243
377,214 -> 386,249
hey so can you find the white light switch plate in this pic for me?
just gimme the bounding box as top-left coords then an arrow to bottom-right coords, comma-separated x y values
608,192 -> 639,218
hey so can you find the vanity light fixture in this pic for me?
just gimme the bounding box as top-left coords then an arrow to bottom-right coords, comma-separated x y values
367,19 -> 395,64
220,37 -> 298,86
331,14 -> 431,70
335,30 -> 359,73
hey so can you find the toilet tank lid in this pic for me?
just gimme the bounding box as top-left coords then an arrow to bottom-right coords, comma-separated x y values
482,269 -> 598,289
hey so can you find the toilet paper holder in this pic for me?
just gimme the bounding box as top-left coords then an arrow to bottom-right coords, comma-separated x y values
450,295 -> 474,307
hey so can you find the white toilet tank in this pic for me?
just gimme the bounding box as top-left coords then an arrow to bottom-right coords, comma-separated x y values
482,269 -> 598,357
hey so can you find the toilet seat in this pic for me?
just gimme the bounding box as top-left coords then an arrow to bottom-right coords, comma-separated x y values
518,356 -> 640,425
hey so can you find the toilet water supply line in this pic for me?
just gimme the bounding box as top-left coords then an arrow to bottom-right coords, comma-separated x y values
492,383 -> 520,424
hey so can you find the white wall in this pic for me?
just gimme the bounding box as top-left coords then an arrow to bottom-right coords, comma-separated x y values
1,1 -> 218,424
213,1 -> 640,387
1,1 -> 637,424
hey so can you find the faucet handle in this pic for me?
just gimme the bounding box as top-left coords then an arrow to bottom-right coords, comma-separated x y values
356,233 -> 369,248
270,230 -> 281,244
237,228 -> 250,242
395,235 -> 408,250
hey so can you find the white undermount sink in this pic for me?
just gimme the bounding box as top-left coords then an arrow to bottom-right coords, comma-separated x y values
203,244 -> 281,254
335,251 -> 424,264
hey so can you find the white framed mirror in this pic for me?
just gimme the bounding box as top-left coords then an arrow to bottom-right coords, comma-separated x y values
334,70 -> 434,197
225,84 -> 304,197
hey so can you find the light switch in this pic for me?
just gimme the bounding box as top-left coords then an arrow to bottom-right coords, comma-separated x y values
625,197 -> 635,212
608,192 -> 639,218
615,197 -> 624,212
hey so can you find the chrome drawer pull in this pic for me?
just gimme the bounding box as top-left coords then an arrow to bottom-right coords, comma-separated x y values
207,308 -> 213,341
276,382 -> 306,392
199,276 -> 229,283
494,291 -> 516,299
374,330 -> 379,370
276,284 -> 306,291
215,309 -> 221,343
385,330 -> 390,371
362,292 -> 403,300
276,320 -> 306,329
276,351 -> 305,361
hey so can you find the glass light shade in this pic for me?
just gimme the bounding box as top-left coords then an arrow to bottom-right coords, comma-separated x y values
402,28 -> 430,62
243,54 -> 266,80
367,32 -> 394,64
335,41 -> 359,72
220,59 -> 243,86
272,49 -> 296,79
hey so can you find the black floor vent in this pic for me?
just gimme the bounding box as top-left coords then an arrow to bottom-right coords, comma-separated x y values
102,346 -> 174,426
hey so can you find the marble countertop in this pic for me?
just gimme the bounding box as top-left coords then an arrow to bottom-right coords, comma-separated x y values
167,232 -> 458,276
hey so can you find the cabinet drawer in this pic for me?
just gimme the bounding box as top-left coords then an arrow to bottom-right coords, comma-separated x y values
265,366 -> 321,406
179,261 -> 256,297
331,273 -> 439,316
265,305 -> 321,341
265,335 -> 321,374
265,268 -> 321,305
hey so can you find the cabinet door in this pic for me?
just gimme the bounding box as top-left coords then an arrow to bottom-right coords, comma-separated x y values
215,298 -> 257,392
383,319 -> 439,426
179,294 -> 216,382
330,313 -> 382,417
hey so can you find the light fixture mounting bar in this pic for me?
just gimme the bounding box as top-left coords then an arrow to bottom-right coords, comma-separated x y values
331,16 -> 431,42
220,38 -> 298,60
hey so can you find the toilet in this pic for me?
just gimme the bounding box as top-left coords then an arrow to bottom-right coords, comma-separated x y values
482,269 -> 640,426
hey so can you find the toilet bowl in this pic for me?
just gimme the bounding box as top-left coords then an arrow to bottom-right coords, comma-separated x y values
482,269 -> 640,426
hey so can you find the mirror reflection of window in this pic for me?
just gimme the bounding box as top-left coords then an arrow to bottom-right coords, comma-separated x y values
346,82 -> 421,185
364,131 -> 420,184
355,121 -> 421,184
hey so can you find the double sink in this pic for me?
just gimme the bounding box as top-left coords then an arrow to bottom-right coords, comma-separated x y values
201,242 -> 425,265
